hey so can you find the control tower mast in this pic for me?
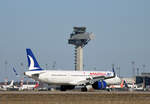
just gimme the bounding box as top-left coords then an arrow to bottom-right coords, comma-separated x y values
68,27 -> 94,71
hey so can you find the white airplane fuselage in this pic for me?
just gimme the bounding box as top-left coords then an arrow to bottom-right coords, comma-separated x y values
25,70 -> 114,86
19,84 -> 36,90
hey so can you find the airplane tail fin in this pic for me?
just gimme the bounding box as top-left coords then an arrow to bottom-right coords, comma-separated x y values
120,80 -> 124,88
26,48 -> 42,71
13,67 -> 20,77
9,80 -> 14,86
112,65 -> 116,77
34,82 -> 39,88
120,80 -> 129,88
124,80 -> 129,88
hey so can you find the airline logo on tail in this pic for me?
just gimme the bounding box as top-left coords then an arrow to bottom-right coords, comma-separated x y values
28,55 -> 40,70
13,67 -> 20,77
26,48 -> 42,71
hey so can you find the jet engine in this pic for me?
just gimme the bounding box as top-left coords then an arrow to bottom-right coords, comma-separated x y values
92,81 -> 107,89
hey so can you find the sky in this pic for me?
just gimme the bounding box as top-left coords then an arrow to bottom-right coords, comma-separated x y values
0,0 -> 150,81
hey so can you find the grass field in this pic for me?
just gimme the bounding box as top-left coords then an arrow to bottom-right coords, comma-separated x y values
0,91 -> 150,104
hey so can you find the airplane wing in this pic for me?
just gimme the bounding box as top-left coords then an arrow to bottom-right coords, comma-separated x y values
77,73 -> 115,86
76,76 -> 104,85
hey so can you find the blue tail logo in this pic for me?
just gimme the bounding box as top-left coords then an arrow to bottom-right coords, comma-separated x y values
13,67 -> 20,77
26,48 -> 42,71
112,65 -> 116,77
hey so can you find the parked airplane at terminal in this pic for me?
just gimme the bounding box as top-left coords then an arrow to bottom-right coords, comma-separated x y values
19,83 -> 39,91
24,48 -> 116,91
13,67 -> 40,91
105,75 -> 121,85
108,80 -> 128,89
13,67 -> 20,77
0,80 -> 18,91
1,80 -> 14,89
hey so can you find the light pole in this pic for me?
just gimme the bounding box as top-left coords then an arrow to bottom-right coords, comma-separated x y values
131,61 -> 135,77
4,60 -> 8,85
52,61 -> 56,69
142,64 -> 146,73
137,67 -> 139,76
45,64 -> 48,70
116,64 -> 120,77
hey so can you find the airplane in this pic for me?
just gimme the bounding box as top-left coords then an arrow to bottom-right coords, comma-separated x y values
12,67 -> 40,91
24,48 -> 116,91
1,80 -> 14,89
106,79 -> 132,92
13,67 -> 20,77
19,82 -> 39,91
104,72 -> 121,85
89,68 -> 121,90
0,80 -> 18,91
108,80 -> 128,89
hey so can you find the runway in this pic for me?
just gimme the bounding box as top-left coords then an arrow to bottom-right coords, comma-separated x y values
0,91 -> 150,104
1,90 -> 150,94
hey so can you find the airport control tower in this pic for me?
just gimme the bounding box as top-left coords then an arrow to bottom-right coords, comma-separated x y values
68,27 -> 94,71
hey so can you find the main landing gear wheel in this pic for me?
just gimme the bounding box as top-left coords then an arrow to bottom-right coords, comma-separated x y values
81,87 -> 87,92
60,86 -> 66,91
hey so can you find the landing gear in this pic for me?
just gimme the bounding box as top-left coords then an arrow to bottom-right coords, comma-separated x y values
81,87 -> 87,92
107,88 -> 112,92
60,85 -> 75,91
60,86 -> 66,91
